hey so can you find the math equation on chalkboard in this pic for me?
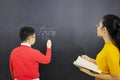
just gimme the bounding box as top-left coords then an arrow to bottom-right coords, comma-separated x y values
38,24 -> 56,40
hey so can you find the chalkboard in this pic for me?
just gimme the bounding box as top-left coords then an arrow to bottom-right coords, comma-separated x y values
0,0 -> 120,80
37,24 -> 56,40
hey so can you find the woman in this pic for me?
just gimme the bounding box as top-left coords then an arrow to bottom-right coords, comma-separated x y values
79,14 -> 120,80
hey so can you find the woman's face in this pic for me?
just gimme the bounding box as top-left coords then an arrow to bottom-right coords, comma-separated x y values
97,20 -> 104,37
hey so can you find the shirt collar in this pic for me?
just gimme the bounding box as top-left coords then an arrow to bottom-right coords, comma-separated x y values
21,43 -> 31,47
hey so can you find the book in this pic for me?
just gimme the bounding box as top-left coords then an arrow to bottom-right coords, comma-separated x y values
73,56 -> 101,74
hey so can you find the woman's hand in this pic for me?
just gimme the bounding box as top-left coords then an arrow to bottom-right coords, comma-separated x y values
81,55 -> 91,61
81,55 -> 96,64
79,67 -> 95,77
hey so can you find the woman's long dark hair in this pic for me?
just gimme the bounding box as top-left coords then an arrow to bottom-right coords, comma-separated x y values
102,14 -> 120,50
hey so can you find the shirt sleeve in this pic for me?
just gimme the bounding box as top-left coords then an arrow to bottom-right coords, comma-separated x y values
32,48 -> 52,64
106,46 -> 120,75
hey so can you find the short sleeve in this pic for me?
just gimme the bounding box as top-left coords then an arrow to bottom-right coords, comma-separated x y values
106,45 -> 120,75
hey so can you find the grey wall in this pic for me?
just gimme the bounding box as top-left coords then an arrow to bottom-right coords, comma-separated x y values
0,0 -> 120,80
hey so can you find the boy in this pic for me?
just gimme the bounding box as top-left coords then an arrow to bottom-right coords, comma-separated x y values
10,27 -> 52,80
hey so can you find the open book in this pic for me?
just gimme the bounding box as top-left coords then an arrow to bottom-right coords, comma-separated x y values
73,56 -> 101,74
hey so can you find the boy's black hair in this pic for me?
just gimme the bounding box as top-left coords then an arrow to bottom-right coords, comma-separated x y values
19,27 -> 35,42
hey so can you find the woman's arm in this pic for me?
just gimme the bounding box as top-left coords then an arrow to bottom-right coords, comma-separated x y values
79,67 -> 120,80
81,55 -> 96,64
94,74 -> 120,80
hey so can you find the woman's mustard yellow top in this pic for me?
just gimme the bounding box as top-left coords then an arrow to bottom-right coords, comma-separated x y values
96,41 -> 120,75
